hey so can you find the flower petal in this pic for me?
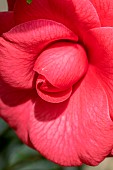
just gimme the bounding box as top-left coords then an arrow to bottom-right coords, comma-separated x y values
36,76 -> 72,103
0,19 -> 77,89
7,0 -> 16,10
0,79 -> 35,145
29,66 -> 113,166
83,27 -> 113,120
0,12 -> 14,35
34,42 -> 88,89
14,0 -> 100,37
90,0 -> 113,26
34,41 -> 88,103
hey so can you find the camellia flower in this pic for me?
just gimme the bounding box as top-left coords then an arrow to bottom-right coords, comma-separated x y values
0,0 -> 113,166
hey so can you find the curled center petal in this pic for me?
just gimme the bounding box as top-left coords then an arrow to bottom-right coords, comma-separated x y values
34,41 -> 88,103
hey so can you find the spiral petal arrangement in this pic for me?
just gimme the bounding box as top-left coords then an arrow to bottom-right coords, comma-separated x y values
0,0 -> 113,166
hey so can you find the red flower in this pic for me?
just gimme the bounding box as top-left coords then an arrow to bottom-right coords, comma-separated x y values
0,0 -> 113,166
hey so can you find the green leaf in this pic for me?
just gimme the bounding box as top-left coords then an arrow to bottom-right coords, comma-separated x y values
26,0 -> 32,4
0,119 -> 8,135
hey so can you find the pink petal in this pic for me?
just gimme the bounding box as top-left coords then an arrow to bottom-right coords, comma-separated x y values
0,79 -> 35,145
83,27 -> 113,120
14,0 -> 100,37
34,42 -> 88,89
36,77 -> 72,103
7,0 -> 16,11
83,27 -> 113,156
29,66 -> 113,166
34,41 -> 88,103
0,19 -> 77,89
0,12 -> 14,35
90,0 -> 113,26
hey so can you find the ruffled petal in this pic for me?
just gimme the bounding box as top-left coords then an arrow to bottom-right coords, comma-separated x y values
83,27 -> 113,120
0,12 -> 14,35
7,0 -> 16,10
0,19 -> 77,89
29,66 -> 113,166
0,79 -> 35,145
90,0 -> 113,26
14,0 -> 100,37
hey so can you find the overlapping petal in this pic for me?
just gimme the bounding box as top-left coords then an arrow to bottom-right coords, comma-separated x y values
83,27 -> 113,120
0,12 -> 14,35
36,76 -> 72,103
90,0 -> 113,26
34,42 -> 88,103
29,66 -> 113,166
0,19 -> 77,89
0,0 -> 113,166
14,0 -> 100,37
34,42 -> 88,89
0,79 -> 35,145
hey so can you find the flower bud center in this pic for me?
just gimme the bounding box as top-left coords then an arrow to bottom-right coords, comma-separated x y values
34,41 -> 88,103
